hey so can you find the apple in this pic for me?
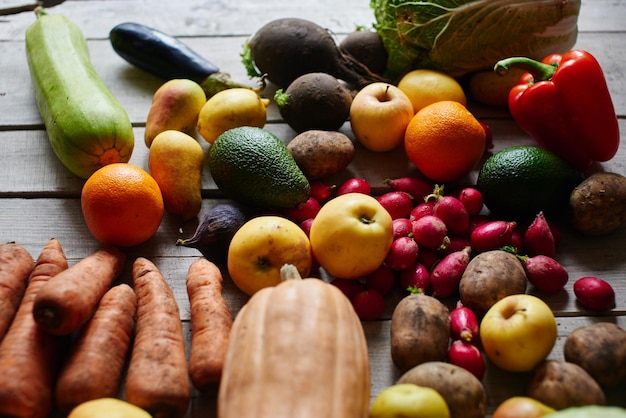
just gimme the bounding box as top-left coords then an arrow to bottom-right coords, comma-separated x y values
309,192 -> 393,279
492,396 -> 556,418
227,215 -> 312,296
480,294 -> 557,372
349,82 -> 414,152
370,383 -> 450,418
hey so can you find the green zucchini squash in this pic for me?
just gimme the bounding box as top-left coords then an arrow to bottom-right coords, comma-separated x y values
25,9 -> 134,179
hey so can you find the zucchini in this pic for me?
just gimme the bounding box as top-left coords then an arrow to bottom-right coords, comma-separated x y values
109,22 -> 220,82
25,9 -> 134,179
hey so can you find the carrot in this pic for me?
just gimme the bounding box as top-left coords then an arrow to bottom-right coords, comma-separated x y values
55,283 -> 137,415
186,257 -> 233,392
125,257 -> 190,418
32,245 -> 126,335
0,238 -> 68,418
0,242 -> 35,340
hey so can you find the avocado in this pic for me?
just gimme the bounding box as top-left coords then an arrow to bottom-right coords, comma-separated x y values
208,127 -> 310,209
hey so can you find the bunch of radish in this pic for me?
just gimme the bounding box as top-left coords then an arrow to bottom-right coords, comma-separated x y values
280,175 -> 616,321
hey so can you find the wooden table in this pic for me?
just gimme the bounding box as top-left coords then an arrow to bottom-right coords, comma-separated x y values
1,0 -> 625,416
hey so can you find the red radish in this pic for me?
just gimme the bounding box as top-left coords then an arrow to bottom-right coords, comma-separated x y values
447,340 -> 486,380
281,196 -> 321,223
336,177 -> 371,195
365,264 -> 396,296
409,201 -> 435,222
429,246 -> 471,299
573,276 -> 616,311
383,176 -> 433,201
416,248 -> 440,271
442,235 -> 471,255
351,289 -> 385,321
330,278 -> 365,300
480,122 -> 493,150
299,218 -> 314,237
467,214 -> 491,236
377,191 -> 413,219
433,195 -> 470,236
399,262 -> 430,294
384,237 -> 419,271
518,254 -> 568,294
458,187 -> 484,217
392,218 -> 413,239
524,211 -> 555,257
411,215 -> 449,250
469,220 -> 516,253
450,301 -> 480,343
309,180 -> 335,203
509,229 -> 525,254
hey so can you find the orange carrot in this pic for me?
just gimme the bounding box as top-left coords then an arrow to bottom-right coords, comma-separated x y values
32,245 -> 126,335
125,257 -> 190,418
0,242 -> 35,340
186,257 -> 233,392
0,238 -> 68,418
55,283 -> 137,415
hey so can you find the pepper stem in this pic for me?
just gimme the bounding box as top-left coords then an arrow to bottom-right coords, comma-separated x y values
494,57 -> 557,82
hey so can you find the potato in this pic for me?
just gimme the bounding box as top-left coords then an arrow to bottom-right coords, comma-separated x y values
563,322 -> 626,388
390,294 -> 450,373
397,361 -> 487,418
458,250 -> 527,315
527,360 -> 606,410
569,172 -> 626,236
286,130 -> 355,179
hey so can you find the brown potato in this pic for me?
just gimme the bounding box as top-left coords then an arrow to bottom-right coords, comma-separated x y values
390,294 -> 450,373
563,322 -> 626,389
287,130 -> 355,180
527,360 -> 606,410
459,250 -> 527,315
569,172 -> 626,236
397,361 -> 487,418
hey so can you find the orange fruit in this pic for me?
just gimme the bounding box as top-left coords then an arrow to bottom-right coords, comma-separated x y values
404,100 -> 486,183
81,163 -> 164,247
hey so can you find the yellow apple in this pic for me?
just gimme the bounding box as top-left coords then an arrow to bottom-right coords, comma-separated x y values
349,82 -> 414,152
480,294 -> 557,372
227,215 -> 312,296
397,69 -> 467,113
370,384 -> 450,418
68,398 -> 151,418
309,192 -> 393,279
492,396 -> 556,418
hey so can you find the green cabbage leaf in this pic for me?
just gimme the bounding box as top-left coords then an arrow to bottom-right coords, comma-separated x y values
371,0 -> 581,79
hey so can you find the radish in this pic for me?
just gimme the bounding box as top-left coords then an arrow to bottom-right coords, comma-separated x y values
385,236 -> 419,271
309,180 -> 335,203
330,278 -> 365,300
442,235 -> 471,255
383,176 -> 433,201
412,215 -> 449,250
458,187 -> 484,217
518,254 -> 568,294
351,289 -> 385,321
392,218 -> 413,240
416,248 -> 440,271
336,177 -> 371,195
281,196 -> 321,223
377,191 -> 414,219
409,201 -> 435,222
524,211 -> 555,257
365,264 -> 396,296
433,195 -> 470,235
573,276 -> 616,311
447,340 -> 486,380
469,220 -> 516,252
399,262 -> 430,294
429,246 -> 471,299
450,301 -> 480,343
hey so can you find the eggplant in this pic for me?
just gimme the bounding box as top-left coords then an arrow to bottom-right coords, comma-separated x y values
109,22 -> 220,82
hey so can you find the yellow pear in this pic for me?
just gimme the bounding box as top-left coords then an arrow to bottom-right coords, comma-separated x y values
149,130 -> 204,221
68,398 -> 151,418
144,79 -> 206,147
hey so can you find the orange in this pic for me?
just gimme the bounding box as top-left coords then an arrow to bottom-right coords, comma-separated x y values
404,100 -> 486,183
81,163 -> 164,247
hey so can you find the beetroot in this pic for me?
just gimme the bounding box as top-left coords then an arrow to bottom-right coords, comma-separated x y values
447,340 -> 486,380
399,262 -> 430,294
573,276 -> 616,311
524,211 -> 556,257
429,246 -> 471,299
339,30 -> 388,76
519,254 -> 568,294
469,220 -> 517,253
412,215 -> 449,250
385,236 -> 419,271
450,301 -> 480,343
377,191 -> 414,219
383,176 -> 434,201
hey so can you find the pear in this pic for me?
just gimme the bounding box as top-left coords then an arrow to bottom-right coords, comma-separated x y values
149,130 -> 204,221
144,79 -> 206,147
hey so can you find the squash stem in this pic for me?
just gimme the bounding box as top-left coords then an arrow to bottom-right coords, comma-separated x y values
280,264 -> 303,282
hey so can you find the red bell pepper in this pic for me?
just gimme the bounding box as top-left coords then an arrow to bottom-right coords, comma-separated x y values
495,50 -> 620,171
